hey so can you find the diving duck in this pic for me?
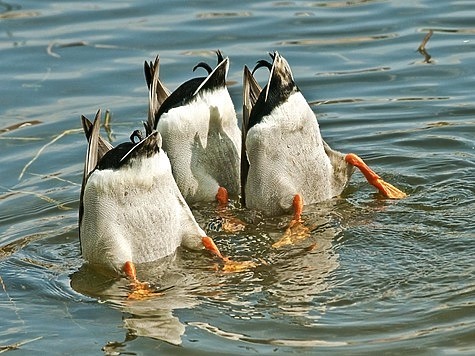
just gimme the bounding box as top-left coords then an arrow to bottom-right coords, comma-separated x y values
143,51 -> 241,206
241,52 -> 406,226
79,110 -> 223,284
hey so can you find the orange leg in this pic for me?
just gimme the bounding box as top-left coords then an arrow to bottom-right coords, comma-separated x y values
202,236 -> 225,259
216,186 -> 229,208
123,261 -> 162,300
123,260 -> 139,283
292,193 -> 304,222
214,186 -> 246,233
272,194 -> 311,248
208,187 -> 253,272
345,153 -> 406,199
202,236 -> 257,272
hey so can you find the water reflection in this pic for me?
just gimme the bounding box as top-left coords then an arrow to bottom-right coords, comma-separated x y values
309,95 -> 450,107
0,1 -> 38,19
189,321 -> 348,347
417,30 -> 434,63
309,0 -> 378,8
0,0 -> 474,352
278,33 -> 397,46
196,11 -> 252,19
70,202 -> 343,346
71,253 -> 210,345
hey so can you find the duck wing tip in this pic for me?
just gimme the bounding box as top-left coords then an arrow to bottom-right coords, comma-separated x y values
192,52 -> 229,96
145,54 -> 171,132
79,110 -> 102,230
241,66 -> 263,206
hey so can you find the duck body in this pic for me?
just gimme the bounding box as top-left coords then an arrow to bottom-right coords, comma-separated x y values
243,52 -> 354,216
145,52 -> 241,204
245,93 -> 335,216
79,112 -> 206,275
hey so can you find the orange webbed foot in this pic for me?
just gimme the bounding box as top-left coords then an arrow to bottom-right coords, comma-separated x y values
272,219 -> 312,248
272,194 -> 312,248
215,186 -> 246,233
345,153 -> 407,199
202,236 -> 256,273
220,217 -> 246,233
221,256 -> 257,273
123,261 -> 163,300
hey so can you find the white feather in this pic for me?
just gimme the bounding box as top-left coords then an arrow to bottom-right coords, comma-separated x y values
80,149 -> 205,273
157,86 -> 241,203
245,91 -> 335,216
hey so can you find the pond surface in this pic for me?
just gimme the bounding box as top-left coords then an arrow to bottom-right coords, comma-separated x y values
1,0 -> 474,354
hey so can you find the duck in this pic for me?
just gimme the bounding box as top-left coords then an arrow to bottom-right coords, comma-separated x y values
143,51 -> 241,206
79,110 -> 224,286
241,52 -> 406,242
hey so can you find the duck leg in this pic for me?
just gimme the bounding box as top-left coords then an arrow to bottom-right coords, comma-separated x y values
123,261 -> 164,300
202,235 -> 256,272
201,236 -> 225,259
345,153 -> 406,199
272,194 -> 313,248
212,186 -> 246,233
203,203 -> 256,272
215,186 -> 229,207
291,193 -> 304,222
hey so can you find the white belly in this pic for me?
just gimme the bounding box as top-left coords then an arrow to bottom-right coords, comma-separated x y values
80,152 -> 204,273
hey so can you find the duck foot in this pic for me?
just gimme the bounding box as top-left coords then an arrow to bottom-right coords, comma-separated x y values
345,153 -> 407,199
215,186 -> 246,233
272,194 -> 312,248
123,261 -> 164,300
221,257 -> 257,273
221,217 -> 246,233
202,236 -> 257,272
272,219 -> 312,248
207,216 -> 246,233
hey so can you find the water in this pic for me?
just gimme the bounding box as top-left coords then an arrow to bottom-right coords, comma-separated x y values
1,0 -> 474,354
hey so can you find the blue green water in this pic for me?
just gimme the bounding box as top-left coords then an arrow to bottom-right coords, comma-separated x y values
1,0 -> 474,354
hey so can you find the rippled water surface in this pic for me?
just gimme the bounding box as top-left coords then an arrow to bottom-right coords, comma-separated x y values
1,0 -> 474,354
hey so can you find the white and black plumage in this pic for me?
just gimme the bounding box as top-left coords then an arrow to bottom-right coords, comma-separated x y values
79,110 -> 218,277
144,51 -> 241,204
242,52 -> 405,218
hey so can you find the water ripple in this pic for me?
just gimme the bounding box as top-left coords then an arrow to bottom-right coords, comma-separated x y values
1,0 -> 474,353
